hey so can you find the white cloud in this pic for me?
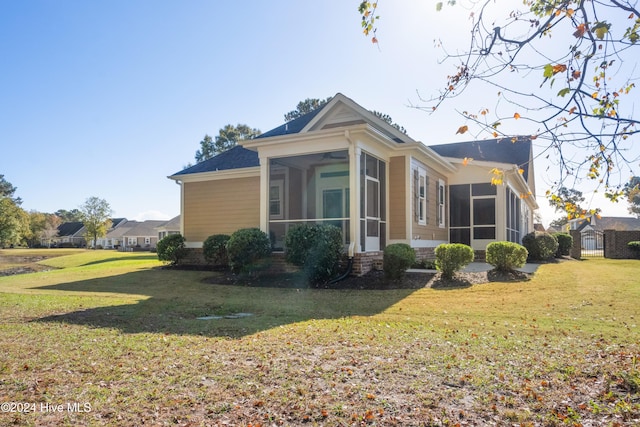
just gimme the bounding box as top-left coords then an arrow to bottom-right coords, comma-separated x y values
131,210 -> 172,221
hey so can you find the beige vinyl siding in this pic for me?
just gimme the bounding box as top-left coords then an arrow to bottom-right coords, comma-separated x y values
388,156 -> 407,240
183,177 -> 260,242
413,169 -> 448,241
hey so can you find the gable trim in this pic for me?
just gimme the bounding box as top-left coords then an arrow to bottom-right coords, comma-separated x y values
168,167 -> 260,183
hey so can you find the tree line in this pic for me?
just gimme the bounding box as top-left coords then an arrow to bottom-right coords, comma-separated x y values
0,174 -> 112,248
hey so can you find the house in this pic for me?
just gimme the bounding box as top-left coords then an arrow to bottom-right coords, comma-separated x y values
119,220 -> 166,250
567,215 -> 640,250
429,136 -> 537,249
156,215 -> 181,240
168,93 -> 538,274
94,218 -> 128,248
50,222 -> 86,247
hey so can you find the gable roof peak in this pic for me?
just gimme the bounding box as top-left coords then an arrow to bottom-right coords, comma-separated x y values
254,92 -> 415,144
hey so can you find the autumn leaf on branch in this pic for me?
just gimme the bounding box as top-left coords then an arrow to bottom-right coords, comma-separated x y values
456,125 -> 469,134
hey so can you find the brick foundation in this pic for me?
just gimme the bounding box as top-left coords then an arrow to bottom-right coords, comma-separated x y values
180,248 -> 208,266
351,251 -> 384,276
413,247 -> 436,261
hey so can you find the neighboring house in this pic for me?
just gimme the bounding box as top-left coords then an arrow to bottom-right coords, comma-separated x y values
168,93 -> 538,274
567,215 -> 640,250
50,222 -> 86,247
156,215 -> 181,240
94,218 -> 128,248
120,220 -> 166,250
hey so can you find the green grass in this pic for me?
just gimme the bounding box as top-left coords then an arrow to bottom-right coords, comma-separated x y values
0,251 -> 638,426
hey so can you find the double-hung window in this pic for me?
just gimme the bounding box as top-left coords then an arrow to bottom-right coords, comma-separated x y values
269,180 -> 284,219
414,168 -> 429,225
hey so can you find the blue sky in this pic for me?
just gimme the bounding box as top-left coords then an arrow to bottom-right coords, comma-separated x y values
1,1 -> 637,225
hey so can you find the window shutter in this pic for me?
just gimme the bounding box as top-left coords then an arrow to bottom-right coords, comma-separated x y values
436,180 -> 441,225
414,169 -> 420,222
425,175 -> 430,224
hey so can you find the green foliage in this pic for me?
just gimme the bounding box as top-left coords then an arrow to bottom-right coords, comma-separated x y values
0,174 -> 21,204
285,224 -> 344,284
156,234 -> 186,265
552,232 -> 573,257
194,124 -> 262,163
80,196 -> 113,249
284,97 -> 332,122
624,176 -> 640,218
486,241 -> 528,272
0,197 -> 29,247
412,258 -> 437,270
202,234 -> 230,266
383,243 -> 416,280
522,231 -> 559,261
226,228 -> 271,274
435,243 -> 474,280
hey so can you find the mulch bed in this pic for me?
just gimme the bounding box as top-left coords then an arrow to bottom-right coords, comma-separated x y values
201,268 -> 532,290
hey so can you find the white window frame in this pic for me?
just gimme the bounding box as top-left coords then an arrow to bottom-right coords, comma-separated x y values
144,237 -> 151,245
414,167 -> 429,225
269,179 -> 284,220
127,237 -> 137,246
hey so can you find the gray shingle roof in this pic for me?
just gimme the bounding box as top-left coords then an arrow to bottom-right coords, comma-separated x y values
171,106 -> 328,176
57,222 -> 84,237
576,216 -> 640,231
255,107 -> 326,139
172,145 -> 259,176
429,136 -> 532,180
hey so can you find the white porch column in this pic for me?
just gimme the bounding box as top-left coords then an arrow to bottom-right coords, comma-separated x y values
349,145 -> 362,253
259,154 -> 270,233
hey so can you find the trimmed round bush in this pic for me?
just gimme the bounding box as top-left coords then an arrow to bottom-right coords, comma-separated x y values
486,241 -> 528,271
156,233 -> 186,265
435,243 -> 474,280
285,223 -> 344,284
552,232 -> 573,257
226,228 -> 271,274
383,243 -> 416,280
628,241 -> 640,259
521,231 -> 559,261
202,234 -> 230,266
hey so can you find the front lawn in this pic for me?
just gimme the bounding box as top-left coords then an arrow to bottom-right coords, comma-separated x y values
0,251 -> 638,426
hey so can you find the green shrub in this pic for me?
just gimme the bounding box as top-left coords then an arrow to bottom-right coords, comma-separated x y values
486,241 -> 528,271
202,234 -> 230,266
285,224 -> 344,284
156,234 -> 187,265
383,243 -> 417,280
435,243 -> 474,280
226,228 -> 271,274
552,232 -> 573,257
412,259 -> 437,270
628,241 -> 640,259
521,231 -> 559,261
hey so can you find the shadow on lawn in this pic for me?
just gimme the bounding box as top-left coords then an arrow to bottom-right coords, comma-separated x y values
78,254 -> 159,267
33,268 -> 419,338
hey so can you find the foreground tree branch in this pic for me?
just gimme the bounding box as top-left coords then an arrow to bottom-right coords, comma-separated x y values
360,0 -> 640,217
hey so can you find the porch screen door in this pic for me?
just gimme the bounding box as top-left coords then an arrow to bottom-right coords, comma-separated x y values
365,177 -> 380,251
